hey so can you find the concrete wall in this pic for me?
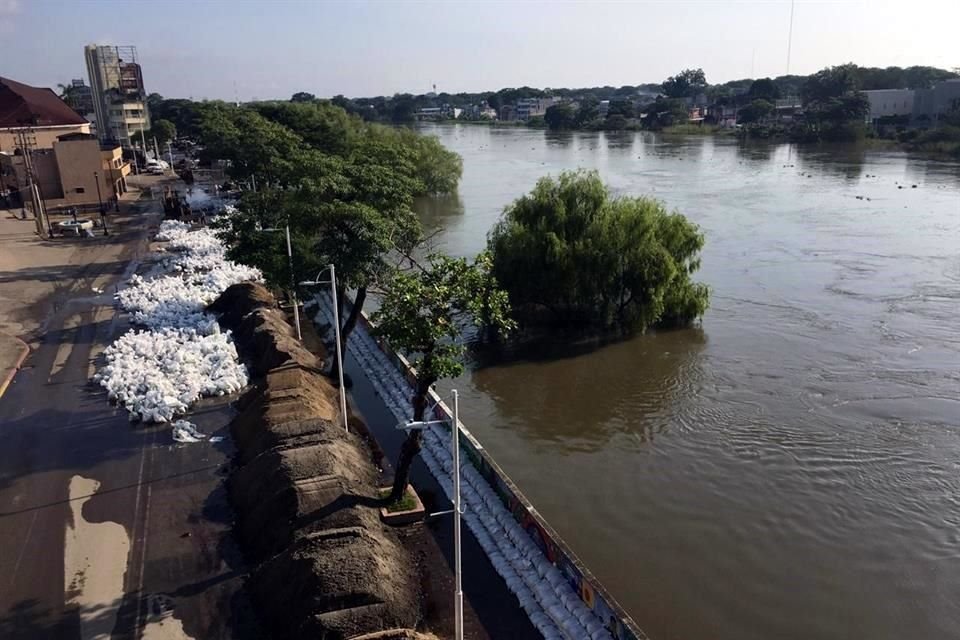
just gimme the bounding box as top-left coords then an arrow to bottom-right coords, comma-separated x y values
351,306 -> 649,640
53,138 -> 107,206
863,89 -> 914,119
913,79 -> 960,124
0,123 -> 91,155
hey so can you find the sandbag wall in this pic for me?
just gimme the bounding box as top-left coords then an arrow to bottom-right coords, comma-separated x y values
208,283 -> 419,640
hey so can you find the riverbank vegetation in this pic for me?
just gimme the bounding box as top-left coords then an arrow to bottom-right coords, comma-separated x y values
372,253 -> 514,502
487,171 -> 709,335
150,94 -> 511,504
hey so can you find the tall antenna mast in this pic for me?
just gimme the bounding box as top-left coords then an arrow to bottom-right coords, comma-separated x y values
786,0 -> 795,75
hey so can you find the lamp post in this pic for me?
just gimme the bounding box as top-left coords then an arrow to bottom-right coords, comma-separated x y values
261,224 -> 301,341
397,390 -> 464,640
93,171 -> 108,236
300,264 -> 347,432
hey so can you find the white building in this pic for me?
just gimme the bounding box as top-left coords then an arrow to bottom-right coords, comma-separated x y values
84,44 -> 151,147
863,89 -> 914,122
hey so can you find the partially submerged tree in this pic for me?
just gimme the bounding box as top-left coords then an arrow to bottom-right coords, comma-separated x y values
487,170 -> 709,333
372,253 -> 514,502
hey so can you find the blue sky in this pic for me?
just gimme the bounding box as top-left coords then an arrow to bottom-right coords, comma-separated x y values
2,0 -> 957,100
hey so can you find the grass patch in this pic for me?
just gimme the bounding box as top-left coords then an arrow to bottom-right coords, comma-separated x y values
380,487 -> 417,513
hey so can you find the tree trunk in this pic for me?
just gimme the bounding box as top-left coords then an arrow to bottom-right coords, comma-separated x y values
339,286 -> 367,354
389,378 -> 432,503
390,429 -> 423,503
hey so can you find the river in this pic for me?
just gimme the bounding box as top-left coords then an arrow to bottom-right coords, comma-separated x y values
411,123 -> 960,640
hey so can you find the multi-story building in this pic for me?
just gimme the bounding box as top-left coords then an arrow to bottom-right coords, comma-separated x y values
863,89 -> 914,123
516,97 -> 560,121
84,44 -> 150,147
912,79 -> 960,126
0,76 -> 129,212
63,79 -> 95,121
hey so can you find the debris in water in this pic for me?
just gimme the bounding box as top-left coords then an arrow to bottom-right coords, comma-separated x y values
209,436 -> 225,443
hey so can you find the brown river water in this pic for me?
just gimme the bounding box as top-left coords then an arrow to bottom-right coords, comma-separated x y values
412,124 -> 960,640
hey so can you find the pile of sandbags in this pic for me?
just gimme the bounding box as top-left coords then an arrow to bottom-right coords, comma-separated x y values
207,284 -> 419,640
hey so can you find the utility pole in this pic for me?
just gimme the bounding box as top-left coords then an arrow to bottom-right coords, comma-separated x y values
140,127 -> 148,162
452,389 -> 464,640
786,0 -> 795,76
166,141 -> 174,169
15,128 -> 49,238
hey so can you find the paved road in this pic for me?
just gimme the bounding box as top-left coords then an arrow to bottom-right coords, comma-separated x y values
0,207 -> 258,639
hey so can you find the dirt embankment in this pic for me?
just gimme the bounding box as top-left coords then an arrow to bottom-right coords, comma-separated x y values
208,283 -> 419,640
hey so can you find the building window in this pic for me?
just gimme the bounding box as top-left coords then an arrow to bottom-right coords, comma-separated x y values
76,187 -> 85,194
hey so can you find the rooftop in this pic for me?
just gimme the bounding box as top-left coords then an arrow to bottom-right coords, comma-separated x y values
0,77 -> 88,129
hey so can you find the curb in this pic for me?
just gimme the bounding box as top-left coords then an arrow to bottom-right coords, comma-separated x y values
0,337 -> 31,400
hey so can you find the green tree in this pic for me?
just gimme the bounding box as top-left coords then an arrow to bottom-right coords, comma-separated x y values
738,99 -> 776,124
575,98 -> 600,127
372,253 -> 514,502
291,91 -> 317,103
391,94 -> 418,123
641,97 -> 688,130
197,107 -> 303,186
252,100 -> 364,156
487,170 -> 709,333
544,103 -> 577,130
662,68 -> 707,99
607,98 -> 635,119
800,64 -> 859,104
801,65 -> 870,141
747,78 -> 781,102
147,119 -> 177,146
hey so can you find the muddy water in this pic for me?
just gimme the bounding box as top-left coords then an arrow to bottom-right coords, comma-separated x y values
414,124 -> 960,640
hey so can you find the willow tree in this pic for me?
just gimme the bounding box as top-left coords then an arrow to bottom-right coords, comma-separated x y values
487,170 -> 709,333
372,253 -> 514,502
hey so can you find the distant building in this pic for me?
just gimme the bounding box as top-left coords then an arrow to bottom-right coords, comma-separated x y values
0,77 -> 129,211
416,104 -> 461,120
912,79 -> 960,126
64,79 -> 95,121
863,89 -> 914,123
598,100 -> 610,119
515,97 -> 560,121
85,44 -> 150,147
499,104 -> 517,121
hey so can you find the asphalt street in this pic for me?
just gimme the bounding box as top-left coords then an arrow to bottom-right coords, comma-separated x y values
0,204 -> 258,640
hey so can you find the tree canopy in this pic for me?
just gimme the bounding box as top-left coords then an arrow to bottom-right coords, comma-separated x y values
372,252 -> 514,500
487,171 -> 709,333
662,68 -> 708,98
747,78 -> 781,102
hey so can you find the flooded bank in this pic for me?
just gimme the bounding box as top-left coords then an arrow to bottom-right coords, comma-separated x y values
414,124 -> 960,640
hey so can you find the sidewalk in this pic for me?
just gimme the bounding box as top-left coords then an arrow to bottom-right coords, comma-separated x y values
0,173 -> 174,398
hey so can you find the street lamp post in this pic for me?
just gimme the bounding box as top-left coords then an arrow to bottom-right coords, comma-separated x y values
93,171 -> 108,236
261,224 -> 301,341
398,390 -> 464,640
300,264 -> 347,432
